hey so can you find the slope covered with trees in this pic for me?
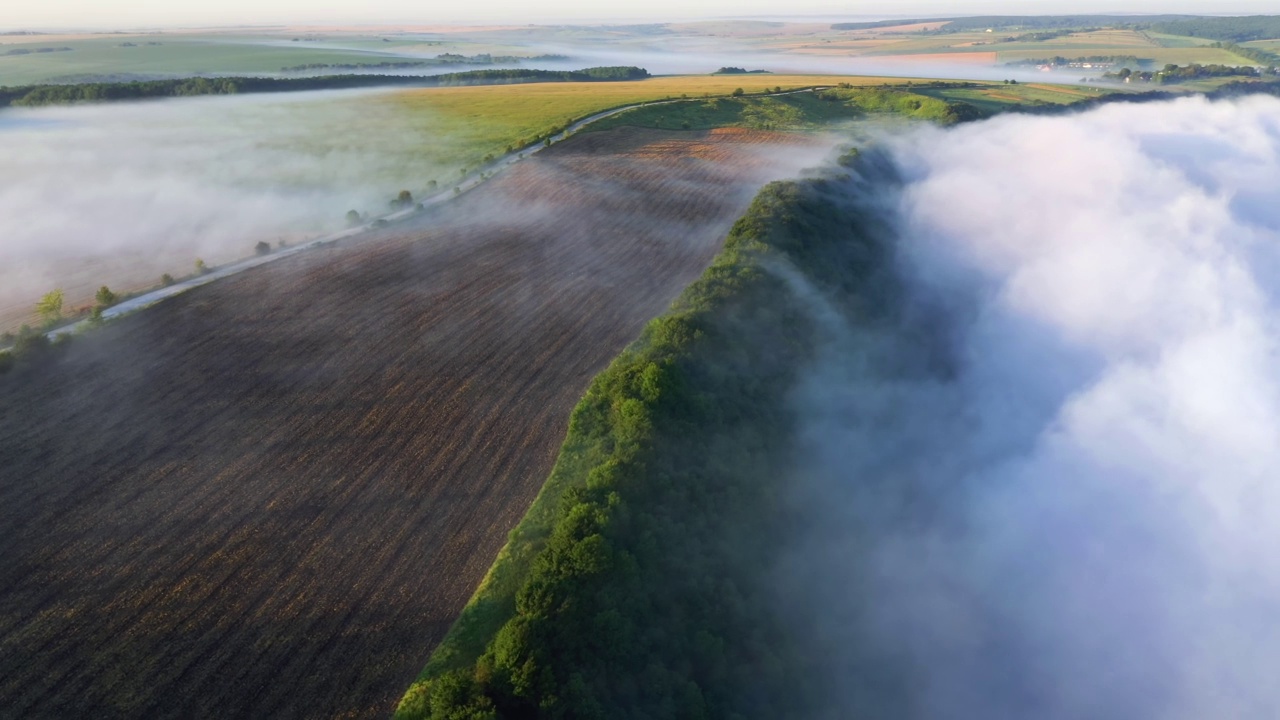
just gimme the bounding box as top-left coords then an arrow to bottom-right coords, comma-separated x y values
398,154 -> 904,719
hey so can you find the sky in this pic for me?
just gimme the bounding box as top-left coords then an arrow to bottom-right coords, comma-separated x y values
4,0 -> 1277,30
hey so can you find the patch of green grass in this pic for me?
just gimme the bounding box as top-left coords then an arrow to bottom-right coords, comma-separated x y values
1146,32 -> 1219,48
912,82 -> 1113,113
1244,39 -> 1280,52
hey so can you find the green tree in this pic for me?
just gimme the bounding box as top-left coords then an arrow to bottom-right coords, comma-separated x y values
161,273 -> 176,287
255,241 -> 272,256
196,258 -> 210,275
36,289 -> 64,325
346,209 -> 362,227
95,285 -> 117,307
731,87 -> 745,97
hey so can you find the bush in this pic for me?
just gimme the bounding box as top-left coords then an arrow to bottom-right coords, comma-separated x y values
161,273 -> 176,287
36,289 -> 64,325
254,241 -> 272,256
391,190 -> 414,210
95,285 -> 117,307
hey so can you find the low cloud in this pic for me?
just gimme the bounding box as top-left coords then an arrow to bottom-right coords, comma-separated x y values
0,88 -> 453,327
783,94 -> 1280,719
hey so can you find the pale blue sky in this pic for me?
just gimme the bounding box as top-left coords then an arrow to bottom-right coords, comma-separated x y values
5,0 -> 1276,30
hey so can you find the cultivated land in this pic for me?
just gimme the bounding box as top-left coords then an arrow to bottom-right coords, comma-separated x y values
0,126 -> 824,719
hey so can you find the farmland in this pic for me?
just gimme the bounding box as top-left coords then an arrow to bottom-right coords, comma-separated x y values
0,125 -> 826,718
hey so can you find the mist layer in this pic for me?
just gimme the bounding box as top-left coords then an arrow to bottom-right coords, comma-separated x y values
784,95 -> 1280,720
0,89 -> 446,328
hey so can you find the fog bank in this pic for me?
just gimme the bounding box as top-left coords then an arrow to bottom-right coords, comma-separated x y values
783,94 -> 1280,719
0,89 -> 449,329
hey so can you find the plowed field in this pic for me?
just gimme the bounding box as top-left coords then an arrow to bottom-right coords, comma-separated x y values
0,127 -> 825,719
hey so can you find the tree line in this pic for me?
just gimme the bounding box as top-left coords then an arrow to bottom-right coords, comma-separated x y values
1,46 -> 73,56
1148,16 -> 1280,43
1103,62 -> 1277,84
0,67 -> 651,108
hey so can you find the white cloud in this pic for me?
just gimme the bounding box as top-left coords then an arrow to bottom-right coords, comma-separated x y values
786,94 -> 1280,719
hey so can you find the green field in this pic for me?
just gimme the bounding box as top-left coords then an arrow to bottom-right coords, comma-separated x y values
911,81 -> 1111,113
0,36 -> 415,84
1245,39 -> 1280,52
0,33 -> 551,85
1146,31 -> 1219,48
